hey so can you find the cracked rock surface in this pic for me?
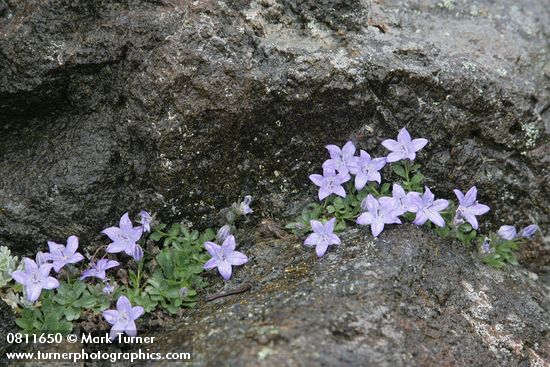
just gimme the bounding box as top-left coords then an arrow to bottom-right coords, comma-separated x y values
150,225 -> 550,366
0,0 -> 548,258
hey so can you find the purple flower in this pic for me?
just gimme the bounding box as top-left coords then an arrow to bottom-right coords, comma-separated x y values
391,183 -> 417,216
179,287 -> 189,298
103,295 -> 144,341
349,150 -> 386,190
381,127 -> 428,163
322,141 -> 358,175
102,213 -> 143,258
204,235 -> 249,280
481,238 -> 491,254
139,210 -> 152,233
520,224 -> 538,238
11,258 -> 60,302
237,195 -> 253,215
103,283 -> 115,294
216,225 -> 232,243
303,218 -> 341,257
80,259 -> 120,281
497,225 -> 517,240
356,195 -> 401,237
309,168 -> 351,201
44,236 -> 84,272
35,251 -> 48,266
408,187 -> 449,227
453,186 -> 490,229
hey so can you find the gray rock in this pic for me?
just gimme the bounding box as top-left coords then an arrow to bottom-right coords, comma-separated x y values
0,0 -> 548,256
150,225 -> 550,366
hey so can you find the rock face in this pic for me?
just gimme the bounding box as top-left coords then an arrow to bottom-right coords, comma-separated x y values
152,226 -> 550,366
0,0 -> 548,255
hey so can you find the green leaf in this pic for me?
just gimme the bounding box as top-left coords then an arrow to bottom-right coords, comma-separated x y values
392,165 -> 407,178
411,173 -> 424,185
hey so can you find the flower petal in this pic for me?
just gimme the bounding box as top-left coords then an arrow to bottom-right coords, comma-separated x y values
371,219 -> 384,237
411,138 -> 428,152
103,310 -> 119,325
386,151 -> 404,163
413,211 -> 428,226
397,128 -> 412,144
381,139 -> 400,151
309,174 -> 324,187
124,321 -> 137,337
462,211 -> 479,229
325,145 -> 342,159
304,233 -> 322,247
463,186 -> 478,207
453,189 -> 464,204
204,241 -> 221,257
116,295 -> 132,312
204,257 -> 218,270
310,220 -> 324,233
342,141 -> 356,157
333,185 -> 346,198
315,242 -> 330,257
226,251 -> 249,266
431,199 -> 449,211
106,241 -> 129,254
356,212 -> 373,225
469,204 -> 490,215
43,277 -> 60,290
101,227 -> 122,242
426,210 -> 446,227
354,174 -> 368,191
328,233 -> 341,245
27,286 -> 42,302
222,235 -> 236,252
217,261 -> 232,280
66,235 -> 79,254
131,306 -> 145,320
325,218 -> 336,233
119,213 -> 133,232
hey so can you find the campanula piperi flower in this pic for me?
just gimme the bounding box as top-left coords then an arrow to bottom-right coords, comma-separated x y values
102,213 -> 143,258
80,259 -> 120,281
408,187 -> 449,227
356,195 -> 401,237
103,295 -> 144,340
391,183 -> 418,216
303,218 -> 341,257
309,168 -> 350,201
349,150 -> 386,190
322,141 -> 358,175
381,127 -> 428,163
11,258 -> 60,302
453,186 -> 490,229
44,235 -> 84,272
203,235 -> 249,280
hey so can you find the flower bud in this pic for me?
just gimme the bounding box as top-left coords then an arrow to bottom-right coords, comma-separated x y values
132,245 -> 144,261
216,225 -> 231,243
520,224 -> 538,238
497,225 -> 516,240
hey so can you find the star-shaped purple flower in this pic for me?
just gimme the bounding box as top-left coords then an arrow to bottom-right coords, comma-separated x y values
497,225 -> 516,240
103,295 -> 144,341
304,218 -> 341,257
80,259 -> 120,281
453,186 -> 490,229
408,187 -> 449,227
102,213 -> 143,259
349,150 -> 386,190
11,258 -> 60,302
44,235 -> 85,272
382,127 -> 428,163
204,235 -> 249,280
391,183 -> 418,216
309,168 -> 351,201
356,195 -> 402,237
322,141 -> 358,175
139,210 -> 152,233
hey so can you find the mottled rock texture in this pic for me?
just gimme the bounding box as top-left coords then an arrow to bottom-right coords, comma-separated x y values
0,0 -> 548,256
142,226 -> 550,366
1,1 -> 550,365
